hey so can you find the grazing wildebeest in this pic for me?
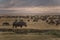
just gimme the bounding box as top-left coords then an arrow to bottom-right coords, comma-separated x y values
47,19 -> 55,24
2,22 -> 10,26
40,16 -> 48,21
45,16 -> 56,25
45,16 -> 60,25
27,19 -> 30,22
13,20 -> 27,28
33,19 -> 39,22
54,19 -> 60,26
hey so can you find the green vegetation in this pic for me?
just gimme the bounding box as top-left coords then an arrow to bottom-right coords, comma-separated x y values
45,31 -> 60,37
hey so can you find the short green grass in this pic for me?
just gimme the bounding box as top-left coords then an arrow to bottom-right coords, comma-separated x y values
0,32 -> 58,40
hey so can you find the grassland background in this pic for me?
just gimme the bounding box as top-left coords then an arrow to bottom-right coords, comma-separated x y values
0,18 -> 60,30
0,17 -> 60,40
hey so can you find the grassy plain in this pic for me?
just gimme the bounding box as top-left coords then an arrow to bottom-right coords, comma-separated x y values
0,17 -> 60,40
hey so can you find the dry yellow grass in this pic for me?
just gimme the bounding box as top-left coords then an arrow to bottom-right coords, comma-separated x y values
0,17 -> 60,30
0,17 -> 60,40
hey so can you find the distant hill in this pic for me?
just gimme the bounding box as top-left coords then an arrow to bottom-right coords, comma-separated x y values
0,13 -> 60,16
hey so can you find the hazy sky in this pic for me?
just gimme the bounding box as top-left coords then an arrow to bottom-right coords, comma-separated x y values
0,0 -> 60,15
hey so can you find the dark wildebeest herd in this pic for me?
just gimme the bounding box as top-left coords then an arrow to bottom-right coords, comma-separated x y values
1,15 -> 60,28
40,15 -> 60,25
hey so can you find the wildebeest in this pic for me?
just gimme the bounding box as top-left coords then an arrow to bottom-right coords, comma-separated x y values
40,16 -> 48,21
33,20 -> 38,22
13,20 -> 27,28
2,22 -> 10,26
45,15 -> 60,25
46,19 -> 55,25
27,19 -> 30,22
54,19 -> 60,26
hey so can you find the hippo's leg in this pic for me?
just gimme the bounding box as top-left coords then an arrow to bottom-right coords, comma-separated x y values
24,25 -> 27,27
20,25 -> 22,28
13,25 -> 17,28
13,25 -> 15,28
15,26 -> 17,28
